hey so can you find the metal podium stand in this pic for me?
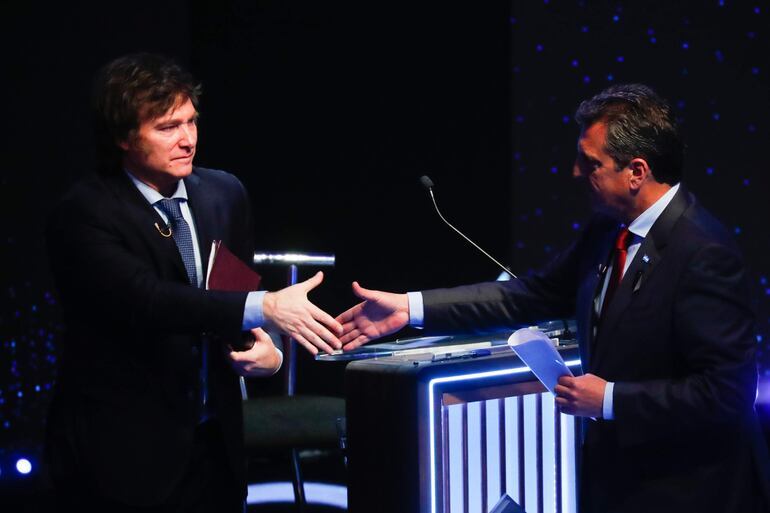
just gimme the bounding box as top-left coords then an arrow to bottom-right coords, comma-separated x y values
252,252 -> 335,396
243,251 -> 342,512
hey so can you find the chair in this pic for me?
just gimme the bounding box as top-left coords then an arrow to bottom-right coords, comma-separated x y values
241,252 -> 346,511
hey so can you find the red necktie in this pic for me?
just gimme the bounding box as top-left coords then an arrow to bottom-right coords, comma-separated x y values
602,228 -> 631,316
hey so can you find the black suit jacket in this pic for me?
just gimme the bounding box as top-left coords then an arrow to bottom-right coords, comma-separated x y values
45,167 -> 255,505
421,188 -> 770,513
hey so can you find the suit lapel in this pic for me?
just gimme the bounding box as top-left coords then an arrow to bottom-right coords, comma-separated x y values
578,226 -> 616,368
592,236 -> 661,366
590,187 -> 692,370
104,172 -> 191,283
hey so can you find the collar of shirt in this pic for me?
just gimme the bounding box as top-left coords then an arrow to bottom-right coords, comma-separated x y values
627,182 -> 680,240
610,182 -> 681,283
124,171 -> 204,287
124,170 -> 189,205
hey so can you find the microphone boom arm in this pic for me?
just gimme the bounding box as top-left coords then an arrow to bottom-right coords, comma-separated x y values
426,187 -> 517,280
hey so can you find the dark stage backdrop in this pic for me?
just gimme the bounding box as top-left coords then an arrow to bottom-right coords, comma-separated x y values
1,0 -> 768,498
0,0 -> 511,493
507,0 -> 770,417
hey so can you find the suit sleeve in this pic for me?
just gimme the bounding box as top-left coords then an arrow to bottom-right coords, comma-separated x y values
612,243 -> 758,443
47,190 -> 248,336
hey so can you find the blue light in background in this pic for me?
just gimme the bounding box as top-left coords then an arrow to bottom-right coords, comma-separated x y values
15,458 -> 32,475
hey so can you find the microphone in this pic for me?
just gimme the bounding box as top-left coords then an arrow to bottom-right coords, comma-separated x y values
419,175 -> 517,279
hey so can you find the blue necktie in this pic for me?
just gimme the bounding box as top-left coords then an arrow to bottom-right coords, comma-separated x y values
155,198 -> 198,286
155,198 -> 211,420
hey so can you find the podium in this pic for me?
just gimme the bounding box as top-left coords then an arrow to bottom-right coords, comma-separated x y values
337,332 -> 582,513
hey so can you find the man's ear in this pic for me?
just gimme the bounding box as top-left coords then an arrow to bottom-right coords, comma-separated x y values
117,130 -> 135,151
628,158 -> 651,190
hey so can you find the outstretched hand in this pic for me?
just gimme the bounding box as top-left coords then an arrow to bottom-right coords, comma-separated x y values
335,282 -> 410,350
263,271 -> 343,355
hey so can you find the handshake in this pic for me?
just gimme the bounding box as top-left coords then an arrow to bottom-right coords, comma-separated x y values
260,272 -> 409,356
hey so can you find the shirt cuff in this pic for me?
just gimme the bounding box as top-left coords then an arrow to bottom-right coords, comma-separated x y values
602,381 -> 615,420
407,291 -> 424,328
242,291 -> 266,330
271,346 -> 284,376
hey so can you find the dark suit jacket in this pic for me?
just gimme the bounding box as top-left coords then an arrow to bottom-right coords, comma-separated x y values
421,188 -> 770,513
45,167 -> 255,506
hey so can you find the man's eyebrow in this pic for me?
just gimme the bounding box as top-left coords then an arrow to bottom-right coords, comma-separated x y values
154,113 -> 198,127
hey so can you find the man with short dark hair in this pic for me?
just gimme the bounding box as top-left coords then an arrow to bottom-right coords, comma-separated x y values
45,53 -> 342,512
336,84 -> 770,512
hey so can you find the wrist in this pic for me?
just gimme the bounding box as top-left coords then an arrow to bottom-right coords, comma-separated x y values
262,292 -> 276,322
270,346 -> 283,375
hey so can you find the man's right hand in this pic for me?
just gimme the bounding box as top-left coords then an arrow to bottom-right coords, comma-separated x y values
335,282 -> 410,350
263,271 -> 343,355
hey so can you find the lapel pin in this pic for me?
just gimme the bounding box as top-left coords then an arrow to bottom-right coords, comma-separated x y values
642,254 -> 650,264
155,222 -> 173,238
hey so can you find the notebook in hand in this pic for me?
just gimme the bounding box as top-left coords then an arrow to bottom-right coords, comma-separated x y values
206,240 -> 262,292
206,241 -> 262,350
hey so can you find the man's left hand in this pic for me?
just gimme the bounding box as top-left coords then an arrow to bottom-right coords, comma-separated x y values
227,328 -> 282,377
554,373 -> 607,418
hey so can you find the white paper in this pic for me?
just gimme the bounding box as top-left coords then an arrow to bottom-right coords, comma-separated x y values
507,327 -> 573,394
205,240 -> 219,290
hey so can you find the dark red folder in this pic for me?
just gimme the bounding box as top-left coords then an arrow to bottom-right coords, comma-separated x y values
206,240 -> 261,292
206,241 -> 262,350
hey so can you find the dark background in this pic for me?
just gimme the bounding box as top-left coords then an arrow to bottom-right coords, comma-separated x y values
1,0 -> 769,503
